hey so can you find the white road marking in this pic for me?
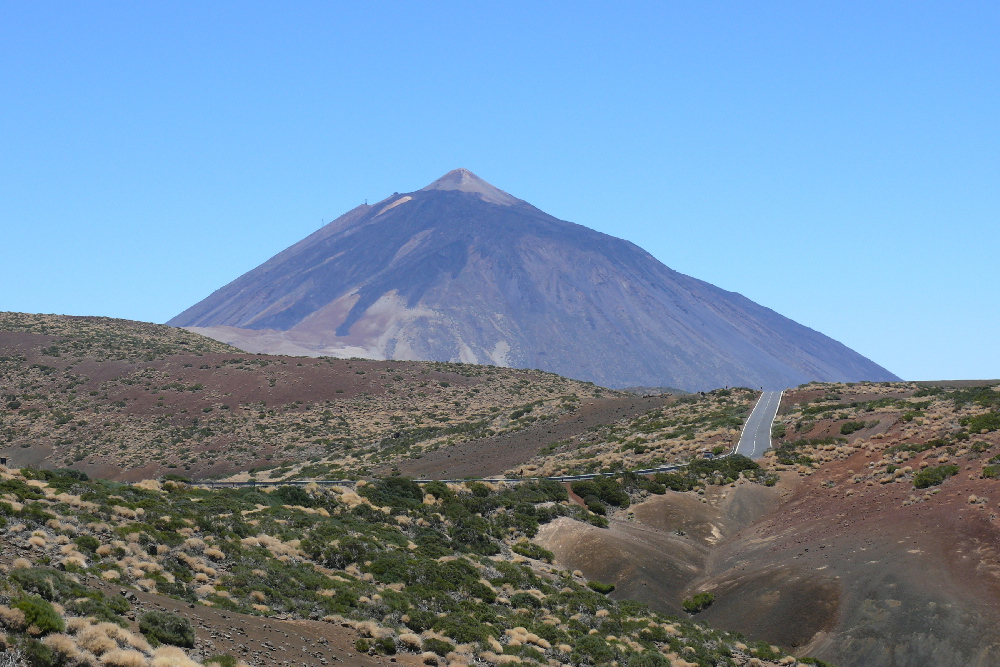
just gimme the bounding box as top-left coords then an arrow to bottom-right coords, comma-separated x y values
738,390 -> 784,459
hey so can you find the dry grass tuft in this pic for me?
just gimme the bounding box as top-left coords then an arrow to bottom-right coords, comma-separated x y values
43,633 -> 85,662
101,649 -> 150,667
0,606 -> 27,631
150,646 -> 200,667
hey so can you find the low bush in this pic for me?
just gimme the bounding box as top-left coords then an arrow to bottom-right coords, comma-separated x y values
652,472 -> 696,492
21,638 -> 57,667
512,541 -> 554,563
750,641 -> 783,660
139,610 -> 195,648
681,592 -> 715,614
204,656 -> 238,667
10,567 -> 84,603
572,634 -> 617,665
913,464 -> 960,489
360,476 -> 423,508
422,637 -> 455,656
15,595 -> 64,635
840,421 -> 867,435
571,478 -> 630,508
74,534 -> 101,553
373,636 -> 396,655
584,497 -> 607,515
628,653 -> 669,667
800,658 -> 836,667
271,485 -> 313,507
964,411 -> 1000,434
510,592 -> 542,608
587,580 -> 615,594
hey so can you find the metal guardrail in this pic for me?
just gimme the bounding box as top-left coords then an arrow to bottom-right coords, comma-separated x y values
197,392 -> 772,490
195,460 -> 696,489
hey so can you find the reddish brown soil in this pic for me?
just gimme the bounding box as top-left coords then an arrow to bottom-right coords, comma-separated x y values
700,452 -> 1000,667
386,396 -> 668,479
536,442 -> 1000,667
535,482 -> 783,616
0,328 -> 577,480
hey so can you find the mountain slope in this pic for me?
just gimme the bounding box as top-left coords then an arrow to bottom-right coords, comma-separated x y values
169,169 -> 898,391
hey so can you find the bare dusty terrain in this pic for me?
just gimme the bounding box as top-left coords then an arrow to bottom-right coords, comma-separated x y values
384,396 -> 668,479
535,382 -> 1000,667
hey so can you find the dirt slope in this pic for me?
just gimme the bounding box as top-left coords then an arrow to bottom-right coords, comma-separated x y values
385,395 -> 667,479
533,381 -> 1000,666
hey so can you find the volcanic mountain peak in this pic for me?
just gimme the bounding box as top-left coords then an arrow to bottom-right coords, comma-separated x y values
419,167 -> 521,205
169,169 -> 899,391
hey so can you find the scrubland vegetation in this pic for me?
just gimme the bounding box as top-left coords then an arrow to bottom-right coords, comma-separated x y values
0,313 -> 610,479
0,463 -> 798,666
764,380 -> 1000,499
517,389 -> 758,478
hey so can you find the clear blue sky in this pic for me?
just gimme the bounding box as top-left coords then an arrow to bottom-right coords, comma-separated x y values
2,2 -> 997,381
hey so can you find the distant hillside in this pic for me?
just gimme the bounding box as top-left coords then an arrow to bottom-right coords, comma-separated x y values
0,312 -> 772,484
621,386 -> 691,396
169,169 -> 899,391
0,312 -> 621,480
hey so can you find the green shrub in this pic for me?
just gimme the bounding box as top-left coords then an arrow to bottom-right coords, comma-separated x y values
983,465 -> 1000,479
572,634 -> 616,664
511,541 -> 554,563
913,464 -> 960,489
204,656 -> 238,667
422,480 -> 453,500
587,580 -> 615,594
422,638 -> 455,656
964,411 -> 1000,433
652,472 -> 696,492
750,640 -> 783,660
840,421 -> 866,435
628,652 -> 669,667
10,567 -> 84,602
139,610 -> 195,648
800,658 -> 835,667
681,592 -> 715,614
404,609 -> 436,633
886,442 -> 933,454
584,497 -> 607,515
571,478 -> 630,508
509,592 -> 541,608
271,485 -> 313,507
373,637 -> 397,655
360,476 -> 423,507
21,638 -> 57,667
433,615 -> 494,643
74,534 -> 101,553
15,595 -> 65,635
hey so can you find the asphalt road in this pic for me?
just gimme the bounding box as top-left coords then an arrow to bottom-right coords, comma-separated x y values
735,390 -> 783,459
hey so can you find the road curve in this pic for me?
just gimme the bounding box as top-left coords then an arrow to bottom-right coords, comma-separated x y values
735,390 -> 783,459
